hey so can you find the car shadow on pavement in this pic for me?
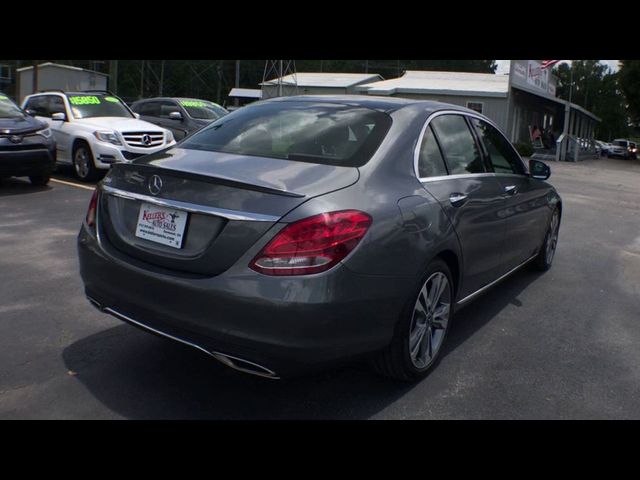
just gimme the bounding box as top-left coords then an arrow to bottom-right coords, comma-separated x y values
0,177 -> 52,197
62,267 -> 543,420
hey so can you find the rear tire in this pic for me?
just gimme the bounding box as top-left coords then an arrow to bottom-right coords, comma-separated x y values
532,208 -> 560,271
371,259 -> 454,382
29,174 -> 50,186
72,142 -> 99,182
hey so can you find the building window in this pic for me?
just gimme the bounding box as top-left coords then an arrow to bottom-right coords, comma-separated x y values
466,102 -> 483,114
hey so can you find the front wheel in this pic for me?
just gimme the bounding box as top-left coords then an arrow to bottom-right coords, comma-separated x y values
72,142 -> 99,182
532,208 -> 560,271
372,259 -> 453,382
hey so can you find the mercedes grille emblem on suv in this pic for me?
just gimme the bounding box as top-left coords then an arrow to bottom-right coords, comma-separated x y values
142,134 -> 152,146
9,135 -> 22,144
148,175 -> 163,196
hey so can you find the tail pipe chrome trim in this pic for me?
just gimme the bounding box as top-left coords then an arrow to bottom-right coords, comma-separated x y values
88,297 -> 280,380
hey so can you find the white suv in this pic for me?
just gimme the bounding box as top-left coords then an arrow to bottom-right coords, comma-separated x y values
22,91 -> 176,181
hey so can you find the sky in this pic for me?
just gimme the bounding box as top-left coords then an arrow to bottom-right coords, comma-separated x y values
495,60 -> 620,74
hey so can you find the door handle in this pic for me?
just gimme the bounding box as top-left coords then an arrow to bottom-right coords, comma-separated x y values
449,193 -> 468,207
504,185 -> 518,196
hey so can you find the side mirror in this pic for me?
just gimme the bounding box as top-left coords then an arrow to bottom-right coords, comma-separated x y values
529,159 -> 551,180
51,112 -> 66,121
169,111 -> 183,121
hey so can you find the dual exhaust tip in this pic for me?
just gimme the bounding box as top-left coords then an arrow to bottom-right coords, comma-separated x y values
87,297 -> 280,380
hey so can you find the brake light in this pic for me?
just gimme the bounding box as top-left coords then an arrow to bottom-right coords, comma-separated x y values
85,188 -> 99,228
250,210 -> 372,276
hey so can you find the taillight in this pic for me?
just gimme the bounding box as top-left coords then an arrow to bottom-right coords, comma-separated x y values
250,210 -> 372,276
85,188 -> 99,228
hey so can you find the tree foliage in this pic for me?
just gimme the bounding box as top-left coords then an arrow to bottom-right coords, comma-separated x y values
554,60 -> 629,140
618,60 -> 640,125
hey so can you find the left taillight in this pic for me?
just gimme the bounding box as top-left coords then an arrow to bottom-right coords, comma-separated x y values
250,210 -> 372,276
85,188 -> 99,228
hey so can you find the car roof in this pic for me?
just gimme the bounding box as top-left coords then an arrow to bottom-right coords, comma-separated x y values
258,94 -> 476,115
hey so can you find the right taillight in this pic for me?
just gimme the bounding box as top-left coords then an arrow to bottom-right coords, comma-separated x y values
85,188 -> 99,228
250,210 -> 372,276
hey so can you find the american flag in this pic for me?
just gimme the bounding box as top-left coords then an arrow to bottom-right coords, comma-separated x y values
541,60 -> 561,69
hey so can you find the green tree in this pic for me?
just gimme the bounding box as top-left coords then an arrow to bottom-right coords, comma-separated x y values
619,60 -> 640,125
554,60 -> 629,140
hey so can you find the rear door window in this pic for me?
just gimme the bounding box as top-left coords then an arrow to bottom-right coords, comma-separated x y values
430,114 -> 485,175
417,125 -> 448,178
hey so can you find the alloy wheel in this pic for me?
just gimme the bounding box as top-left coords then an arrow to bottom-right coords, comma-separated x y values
74,148 -> 90,179
545,211 -> 560,265
409,272 -> 451,369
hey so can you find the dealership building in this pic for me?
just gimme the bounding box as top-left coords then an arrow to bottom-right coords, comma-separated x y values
263,61 -> 600,161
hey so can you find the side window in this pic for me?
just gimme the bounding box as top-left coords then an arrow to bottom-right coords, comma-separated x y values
417,125 -> 448,178
158,101 -> 180,118
49,96 -> 66,115
136,101 -> 161,117
25,96 -> 49,117
430,114 -> 485,175
471,118 -> 524,175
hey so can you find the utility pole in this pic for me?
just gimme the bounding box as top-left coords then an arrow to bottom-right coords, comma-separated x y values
234,60 -> 240,107
32,60 -> 39,94
159,60 -> 165,96
139,60 -> 145,99
216,63 -> 222,104
561,63 -> 574,161
109,60 -> 118,94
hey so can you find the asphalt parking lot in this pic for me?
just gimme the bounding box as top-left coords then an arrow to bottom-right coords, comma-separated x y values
1,158 -> 639,419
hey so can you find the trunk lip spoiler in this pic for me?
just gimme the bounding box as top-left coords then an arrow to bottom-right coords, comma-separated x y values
119,162 -> 306,198
101,184 -> 281,223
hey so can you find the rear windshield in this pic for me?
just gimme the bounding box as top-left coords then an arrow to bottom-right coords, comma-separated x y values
67,94 -> 133,119
180,101 -> 392,167
180,99 -> 228,120
0,95 -> 23,118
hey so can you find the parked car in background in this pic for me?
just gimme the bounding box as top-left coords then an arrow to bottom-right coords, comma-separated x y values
130,97 -> 228,141
78,96 -> 562,381
595,140 -> 612,156
608,139 -> 638,159
0,92 -> 56,185
22,91 -> 176,182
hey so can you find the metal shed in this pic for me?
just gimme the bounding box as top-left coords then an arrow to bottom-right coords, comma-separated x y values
16,62 -> 109,103
260,72 -> 383,98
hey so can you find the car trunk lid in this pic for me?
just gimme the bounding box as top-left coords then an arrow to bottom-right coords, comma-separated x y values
97,148 -> 359,276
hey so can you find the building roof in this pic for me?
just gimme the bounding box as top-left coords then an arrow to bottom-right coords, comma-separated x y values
16,62 -> 108,77
357,70 -> 510,98
261,72 -> 383,88
228,88 -> 262,99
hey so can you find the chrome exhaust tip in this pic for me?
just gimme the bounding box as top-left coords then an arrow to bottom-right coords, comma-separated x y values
211,352 -> 280,380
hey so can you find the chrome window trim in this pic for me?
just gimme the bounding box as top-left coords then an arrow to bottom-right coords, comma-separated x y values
101,184 -> 281,222
414,109 -> 528,183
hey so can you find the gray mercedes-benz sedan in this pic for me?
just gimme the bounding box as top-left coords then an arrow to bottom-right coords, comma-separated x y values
78,96 -> 561,381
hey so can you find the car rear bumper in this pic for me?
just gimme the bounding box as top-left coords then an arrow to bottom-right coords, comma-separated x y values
77,224 -> 412,378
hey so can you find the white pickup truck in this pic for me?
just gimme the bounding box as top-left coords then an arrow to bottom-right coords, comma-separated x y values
22,91 -> 176,181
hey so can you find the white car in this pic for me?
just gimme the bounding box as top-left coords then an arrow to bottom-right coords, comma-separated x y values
22,91 -> 176,181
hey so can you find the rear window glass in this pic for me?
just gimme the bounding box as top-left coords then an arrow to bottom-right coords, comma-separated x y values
180,101 -> 392,167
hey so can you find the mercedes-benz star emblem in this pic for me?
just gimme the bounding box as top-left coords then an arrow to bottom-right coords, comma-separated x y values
9,135 -> 23,144
142,134 -> 152,146
148,175 -> 163,196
